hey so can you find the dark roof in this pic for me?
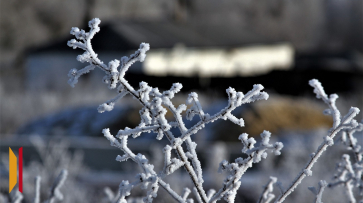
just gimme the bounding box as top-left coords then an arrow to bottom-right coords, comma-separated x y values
30,23 -> 135,54
30,20 -> 273,54
110,21 -> 272,48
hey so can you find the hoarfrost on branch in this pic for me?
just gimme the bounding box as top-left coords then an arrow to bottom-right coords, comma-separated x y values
67,18 -> 282,203
67,18 -> 362,203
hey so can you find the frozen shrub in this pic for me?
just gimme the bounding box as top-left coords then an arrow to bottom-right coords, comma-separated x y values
67,18 -> 283,203
64,18 -> 362,203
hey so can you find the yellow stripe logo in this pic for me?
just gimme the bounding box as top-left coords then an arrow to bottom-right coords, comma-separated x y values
9,147 -> 17,193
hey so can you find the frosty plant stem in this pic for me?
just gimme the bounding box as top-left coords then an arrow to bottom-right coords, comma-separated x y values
67,18 -> 283,203
275,79 -> 360,203
258,177 -> 278,203
329,120 -> 363,203
308,180 -> 328,203
66,18 -> 362,203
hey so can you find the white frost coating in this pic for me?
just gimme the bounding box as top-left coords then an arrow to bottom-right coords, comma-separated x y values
342,107 -> 360,124
308,79 -> 327,99
33,176 -> 41,203
223,181 -> 240,203
118,180 -> 132,203
69,28 -> 363,203
206,189 -> 216,201
273,142 -> 284,156
98,91 -> 128,113
241,84 -> 269,104
186,92 -> 206,121
184,139 -> 204,184
11,191 -> 23,203
275,79 -> 361,203
67,65 -> 96,87
337,119 -> 363,202
309,79 -> 341,128
193,187 -> 203,203
210,131 -> 283,203
162,145 -> 173,175
45,170 -> 68,203
164,158 -> 184,175
19,171 -> 68,203
140,107 -> 152,125
103,187 -> 115,202
98,102 -> 115,113
324,136 -> 334,146
218,160 -> 229,174
179,82 -> 269,143
328,154 -> 361,203
68,18 -> 285,203
308,180 -> 328,203
103,128 -> 116,145
119,43 -> 150,79
187,199 -> 195,203
163,83 -> 183,99
67,17 -> 150,100
117,125 -> 159,138
257,177 -> 277,203
144,181 -> 159,203
108,59 -> 120,89
226,113 -> 245,127
116,154 -> 130,162
182,188 -> 192,201
239,133 -> 256,153
102,124 -> 184,202
138,81 -> 152,102
303,169 -> 312,176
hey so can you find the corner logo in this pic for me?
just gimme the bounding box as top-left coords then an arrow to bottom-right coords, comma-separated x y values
9,147 -> 23,193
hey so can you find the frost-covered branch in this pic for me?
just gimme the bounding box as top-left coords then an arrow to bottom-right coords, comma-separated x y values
103,129 -> 185,203
275,79 -> 361,203
45,170 -> 68,203
328,154 -> 362,203
210,131 -> 283,203
341,121 -> 363,163
258,177 -> 278,203
4,170 -> 68,203
33,176 -> 41,203
104,187 -> 117,203
162,145 -> 184,176
334,119 -> 363,202
67,18 -> 149,89
98,91 -> 128,113
207,189 -> 216,201
308,180 -> 327,203
68,18 -> 279,203
11,191 -> 23,203
180,85 -> 268,142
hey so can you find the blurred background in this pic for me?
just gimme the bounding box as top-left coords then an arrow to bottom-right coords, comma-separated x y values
0,0 -> 362,202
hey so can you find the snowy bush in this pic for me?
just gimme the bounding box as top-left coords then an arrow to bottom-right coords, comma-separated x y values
63,18 -> 362,203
